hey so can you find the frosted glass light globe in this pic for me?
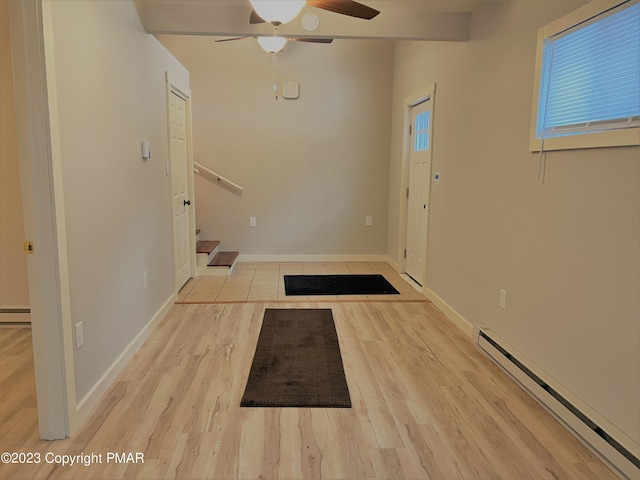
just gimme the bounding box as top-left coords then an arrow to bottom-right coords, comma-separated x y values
257,36 -> 287,53
249,0 -> 306,25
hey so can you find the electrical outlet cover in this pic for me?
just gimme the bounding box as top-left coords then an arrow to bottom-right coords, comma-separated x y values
499,289 -> 507,310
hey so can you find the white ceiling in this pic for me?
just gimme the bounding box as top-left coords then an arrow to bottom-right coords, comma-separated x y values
135,0 -> 506,41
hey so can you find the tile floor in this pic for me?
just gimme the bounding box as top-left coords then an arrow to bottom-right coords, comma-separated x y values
177,262 -> 428,303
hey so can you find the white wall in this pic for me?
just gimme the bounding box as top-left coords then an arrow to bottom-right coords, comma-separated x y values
46,0 -> 189,401
0,0 -> 30,318
388,0 -> 639,450
157,35 -> 394,257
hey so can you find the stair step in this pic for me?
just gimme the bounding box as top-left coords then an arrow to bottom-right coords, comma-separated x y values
196,240 -> 220,254
208,251 -> 239,267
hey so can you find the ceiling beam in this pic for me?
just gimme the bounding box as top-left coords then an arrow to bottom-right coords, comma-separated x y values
136,2 -> 470,41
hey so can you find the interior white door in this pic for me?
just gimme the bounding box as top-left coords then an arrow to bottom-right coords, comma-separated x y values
405,98 -> 433,286
169,92 -> 191,290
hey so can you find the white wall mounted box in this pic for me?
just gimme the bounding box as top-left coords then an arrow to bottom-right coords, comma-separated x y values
282,82 -> 299,100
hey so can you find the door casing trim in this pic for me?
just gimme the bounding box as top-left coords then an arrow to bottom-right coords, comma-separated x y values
166,73 -> 197,291
398,84 -> 437,288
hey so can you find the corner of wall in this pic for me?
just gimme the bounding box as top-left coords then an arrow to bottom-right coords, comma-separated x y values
423,287 -> 474,338
70,292 -> 177,435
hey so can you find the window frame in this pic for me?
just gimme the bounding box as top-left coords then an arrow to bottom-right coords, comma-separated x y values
529,0 -> 640,152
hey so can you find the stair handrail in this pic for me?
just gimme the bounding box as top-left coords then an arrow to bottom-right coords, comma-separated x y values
193,162 -> 244,193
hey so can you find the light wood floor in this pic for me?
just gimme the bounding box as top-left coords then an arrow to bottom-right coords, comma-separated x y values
0,301 -> 617,480
0,327 -> 39,453
178,262 -> 428,303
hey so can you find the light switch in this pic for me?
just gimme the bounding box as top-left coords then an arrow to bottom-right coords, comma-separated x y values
75,322 -> 84,349
142,140 -> 151,159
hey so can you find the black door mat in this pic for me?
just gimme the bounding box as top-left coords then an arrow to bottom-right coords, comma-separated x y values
284,274 -> 400,296
241,308 -> 351,408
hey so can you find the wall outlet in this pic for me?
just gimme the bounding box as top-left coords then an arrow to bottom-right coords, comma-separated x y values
143,271 -> 148,289
499,289 -> 507,310
249,217 -> 257,227
75,322 -> 84,349
365,216 -> 373,226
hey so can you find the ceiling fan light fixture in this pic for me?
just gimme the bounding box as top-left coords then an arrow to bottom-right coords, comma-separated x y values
249,0 -> 306,25
257,36 -> 288,53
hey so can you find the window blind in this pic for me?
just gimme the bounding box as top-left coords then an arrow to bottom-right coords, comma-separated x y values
537,1 -> 640,138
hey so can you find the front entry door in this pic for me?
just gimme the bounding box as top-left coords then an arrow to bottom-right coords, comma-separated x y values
169,91 -> 191,290
405,98 -> 433,286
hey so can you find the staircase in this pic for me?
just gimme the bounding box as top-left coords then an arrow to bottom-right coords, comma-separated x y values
192,165 -> 243,276
196,230 -> 239,276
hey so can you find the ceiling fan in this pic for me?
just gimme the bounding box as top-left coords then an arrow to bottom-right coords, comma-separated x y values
216,0 -> 378,98
215,34 -> 333,54
248,0 -> 380,26
217,0 -> 378,53
215,29 -> 330,98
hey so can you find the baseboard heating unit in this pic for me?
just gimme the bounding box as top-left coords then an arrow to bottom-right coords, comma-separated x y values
475,327 -> 639,480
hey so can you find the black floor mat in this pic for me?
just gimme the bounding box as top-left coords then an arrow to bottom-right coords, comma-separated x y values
284,274 -> 400,296
241,309 -> 351,408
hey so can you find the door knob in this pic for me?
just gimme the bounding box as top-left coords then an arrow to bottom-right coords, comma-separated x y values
184,200 -> 191,206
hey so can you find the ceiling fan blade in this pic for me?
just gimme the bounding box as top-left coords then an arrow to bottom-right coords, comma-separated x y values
307,0 -> 380,20
290,37 -> 334,44
215,36 -> 251,42
249,9 -> 266,24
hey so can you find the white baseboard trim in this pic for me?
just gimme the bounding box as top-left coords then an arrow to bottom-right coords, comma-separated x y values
377,261 -> 474,338
423,287 -> 474,338
385,257 -> 401,273
399,273 -> 423,293
71,292 -> 177,434
236,254 -> 390,263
